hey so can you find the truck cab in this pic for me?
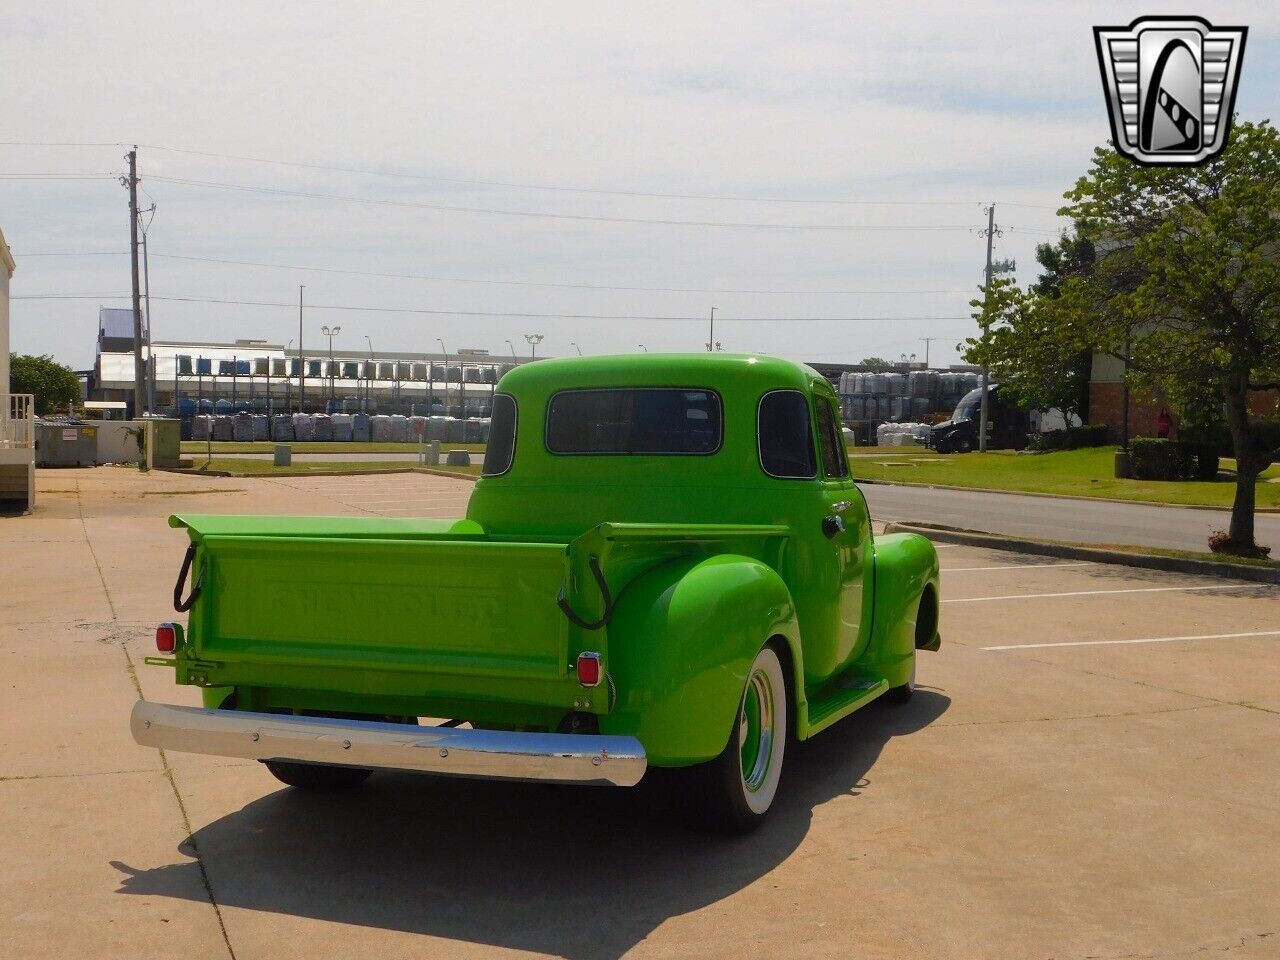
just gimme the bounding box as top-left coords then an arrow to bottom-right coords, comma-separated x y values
135,354 -> 940,832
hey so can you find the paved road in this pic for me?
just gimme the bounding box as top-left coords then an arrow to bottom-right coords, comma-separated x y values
860,482 -> 1280,553
202,455 -> 1279,553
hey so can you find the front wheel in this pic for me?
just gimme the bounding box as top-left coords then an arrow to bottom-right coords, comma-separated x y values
885,653 -> 916,704
692,645 -> 788,834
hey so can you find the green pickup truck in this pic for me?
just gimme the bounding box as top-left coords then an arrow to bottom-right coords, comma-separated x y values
134,354 -> 940,832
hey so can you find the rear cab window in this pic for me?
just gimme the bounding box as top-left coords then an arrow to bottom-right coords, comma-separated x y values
546,388 -> 722,455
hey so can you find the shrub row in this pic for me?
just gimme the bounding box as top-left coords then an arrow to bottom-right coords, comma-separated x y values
1030,424 -> 1110,451
1129,438 -> 1220,481
1180,419 -> 1280,460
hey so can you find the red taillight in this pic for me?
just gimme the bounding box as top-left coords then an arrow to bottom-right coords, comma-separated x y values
155,623 -> 177,653
576,652 -> 602,687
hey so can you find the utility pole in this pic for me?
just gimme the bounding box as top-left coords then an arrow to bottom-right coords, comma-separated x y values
321,325 -> 341,409
977,204 -> 1001,453
297,285 -> 305,412
124,148 -> 145,417
919,337 -> 937,368
139,204 -> 156,414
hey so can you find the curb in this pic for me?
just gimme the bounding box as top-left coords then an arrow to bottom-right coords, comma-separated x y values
156,465 -> 479,481
883,521 -> 1280,585
855,476 -> 1280,514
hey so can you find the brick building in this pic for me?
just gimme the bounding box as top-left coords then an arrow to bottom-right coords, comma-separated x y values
1089,351 -> 1279,443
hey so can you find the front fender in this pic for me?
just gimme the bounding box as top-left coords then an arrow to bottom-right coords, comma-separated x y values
864,533 -> 940,686
601,554 -> 801,767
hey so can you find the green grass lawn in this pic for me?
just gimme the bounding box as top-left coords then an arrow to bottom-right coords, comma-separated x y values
177,458 -> 481,477
849,445 -> 1280,509
180,441 -> 486,454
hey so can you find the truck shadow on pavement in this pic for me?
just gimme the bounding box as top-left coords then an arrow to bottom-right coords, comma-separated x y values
113,691 -> 949,960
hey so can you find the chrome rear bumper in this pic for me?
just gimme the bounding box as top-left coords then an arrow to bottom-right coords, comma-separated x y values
131,701 -> 647,787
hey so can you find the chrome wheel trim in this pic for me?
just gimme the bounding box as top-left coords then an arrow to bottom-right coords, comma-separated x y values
739,668 -> 775,793
736,647 -> 787,816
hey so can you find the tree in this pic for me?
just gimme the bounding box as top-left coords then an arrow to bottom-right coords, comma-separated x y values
962,274 -> 1093,425
1048,119 -> 1280,555
858,356 -> 893,367
9,353 -> 80,416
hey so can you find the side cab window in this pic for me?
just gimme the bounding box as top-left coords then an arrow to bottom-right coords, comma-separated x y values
758,390 -> 817,479
815,395 -> 849,479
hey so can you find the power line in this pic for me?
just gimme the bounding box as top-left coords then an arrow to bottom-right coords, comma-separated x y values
11,291 -> 970,322
0,248 -> 976,294
11,251 -> 128,257
147,175 -> 989,231
148,252 -> 973,296
139,143 -> 991,207
0,174 -> 116,180
0,139 -> 1071,215
0,141 -> 121,148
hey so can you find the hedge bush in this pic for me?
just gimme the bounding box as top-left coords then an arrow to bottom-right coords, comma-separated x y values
1030,424 -> 1110,451
1129,438 -> 1219,481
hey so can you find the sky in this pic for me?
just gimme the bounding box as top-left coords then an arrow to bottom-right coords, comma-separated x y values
2,1 -> 1277,370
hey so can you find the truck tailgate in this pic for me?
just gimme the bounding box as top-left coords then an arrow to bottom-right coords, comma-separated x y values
189,532 -> 571,681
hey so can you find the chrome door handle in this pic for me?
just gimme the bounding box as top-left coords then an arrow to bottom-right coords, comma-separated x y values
831,500 -> 853,514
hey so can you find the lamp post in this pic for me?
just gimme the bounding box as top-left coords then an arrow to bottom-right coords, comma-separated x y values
524,333 -> 544,359
638,344 -> 648,352
506,340 -> 518,363
321,324 -> 341,410
364,336 -> 374,412
437,338 -> 449,415
570,341 -> 582,356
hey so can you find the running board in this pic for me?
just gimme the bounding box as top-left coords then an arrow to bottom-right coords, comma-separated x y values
801,676 -> 889,739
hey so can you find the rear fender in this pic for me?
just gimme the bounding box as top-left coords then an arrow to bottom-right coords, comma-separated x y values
602,554 -> 801,766
863,533 -> 940,687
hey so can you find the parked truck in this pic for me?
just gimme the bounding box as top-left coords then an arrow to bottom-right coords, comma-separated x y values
134,354 -> 941,832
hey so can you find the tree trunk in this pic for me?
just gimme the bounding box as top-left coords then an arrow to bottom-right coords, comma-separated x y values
1227,465 -> 1257,549
1223,377 -> 1261,554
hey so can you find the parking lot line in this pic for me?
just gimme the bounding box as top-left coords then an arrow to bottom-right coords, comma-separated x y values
944,561 -> 1094,572
983,629 -> 1280,651
944,584 -> 1262,603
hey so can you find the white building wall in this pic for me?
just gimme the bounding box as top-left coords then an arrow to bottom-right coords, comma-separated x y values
0,227 -> 11,391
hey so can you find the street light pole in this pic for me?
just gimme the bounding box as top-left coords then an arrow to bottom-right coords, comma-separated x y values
437,338 -> 449,414
505,340 -> 518,363
638,344 -> 648,352
707,306 -> 717,352
298,285 -> 305,413
364,335 -> 374,413
320,324 -> 341,410
570,341 -> 582,356
524,333 -> 544,359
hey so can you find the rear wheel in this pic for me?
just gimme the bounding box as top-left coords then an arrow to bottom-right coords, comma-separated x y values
263,760 -> 373,790
692,645 -> 788,834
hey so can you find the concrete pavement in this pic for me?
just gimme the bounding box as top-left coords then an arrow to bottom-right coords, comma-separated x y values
4,466 -> 1278,959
